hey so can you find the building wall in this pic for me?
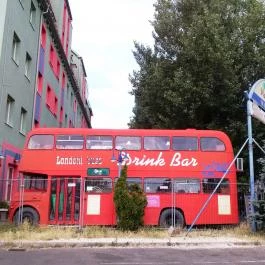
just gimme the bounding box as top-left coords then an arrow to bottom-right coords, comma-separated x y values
0,0 -> 8,63
48,0 -> 72,62
70,50 -> 89,127
0,0 -> 41,148
0,0 -> 93,201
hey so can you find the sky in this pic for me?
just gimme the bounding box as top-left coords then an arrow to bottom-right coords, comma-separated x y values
68,0 -> 156,128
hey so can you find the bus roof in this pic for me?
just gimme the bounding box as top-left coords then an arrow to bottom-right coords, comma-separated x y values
26,128 -> 229,138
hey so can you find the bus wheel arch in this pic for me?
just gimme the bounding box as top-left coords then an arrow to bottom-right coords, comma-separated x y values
159,208 -> 185,228
13,206 -> 40,226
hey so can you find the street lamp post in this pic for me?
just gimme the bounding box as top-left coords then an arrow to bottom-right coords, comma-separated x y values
111,149 -> 129,177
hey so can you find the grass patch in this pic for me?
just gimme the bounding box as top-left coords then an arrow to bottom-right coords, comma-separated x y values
0,222 -> 265,242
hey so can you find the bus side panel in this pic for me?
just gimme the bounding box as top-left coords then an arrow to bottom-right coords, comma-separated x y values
82,193 -> 115,225
183,192 -> 239,225
144,194 -> 172,225
9,191 -> 50,224
143,189 -> 239,226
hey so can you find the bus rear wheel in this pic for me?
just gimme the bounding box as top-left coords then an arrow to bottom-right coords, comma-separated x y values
159,209 -> 185,228
14,207 -> 39,226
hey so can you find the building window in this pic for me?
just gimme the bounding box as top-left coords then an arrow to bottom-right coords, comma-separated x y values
74,99 -> 77,112
54,96 -> 58,117
70,92 -> 73,106
12,32 -> 20,64
56,60 -> 60,78
34,120 -> 39,128
67,84 -> 70,100
46,86 -> 52,109
62,72 -> 66,88
64,113 -> 68,127
6,166 -> 14,201
37,72 -> 43,94
25,52 -> 32,79
49,45 -> 55,67
20,108 -> 27,134
5,95 -> 15,126
29,1 -> 36,27
41,24 -> 46,48
59,107 -> 63,125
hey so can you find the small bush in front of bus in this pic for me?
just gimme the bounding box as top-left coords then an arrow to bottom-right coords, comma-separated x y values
114,165 -> 147,231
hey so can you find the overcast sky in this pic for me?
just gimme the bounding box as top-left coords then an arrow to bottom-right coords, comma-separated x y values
68,0 -> 156,128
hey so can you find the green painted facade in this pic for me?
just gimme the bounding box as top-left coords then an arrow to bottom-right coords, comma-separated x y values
0,0 -> 93,201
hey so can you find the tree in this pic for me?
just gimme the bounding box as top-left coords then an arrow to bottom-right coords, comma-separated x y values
114,165 -> 147,231
129,0 -> 265,150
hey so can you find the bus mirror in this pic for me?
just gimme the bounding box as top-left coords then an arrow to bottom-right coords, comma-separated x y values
236,158 -> 244,172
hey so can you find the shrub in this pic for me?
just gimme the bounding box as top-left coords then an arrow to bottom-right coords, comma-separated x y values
114,165 -> 147,231
0,201 -> 9,209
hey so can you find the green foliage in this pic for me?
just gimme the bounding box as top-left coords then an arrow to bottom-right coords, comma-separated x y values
0,201 -> 9,209
249,177 -> 265,230
252,199 -> 265,231
129,0 -> 265,153
114,165 -> 147,231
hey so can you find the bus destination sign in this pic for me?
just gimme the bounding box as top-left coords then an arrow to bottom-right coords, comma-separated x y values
87,168 -> 110,176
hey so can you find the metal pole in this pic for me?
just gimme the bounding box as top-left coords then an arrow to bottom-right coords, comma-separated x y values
247,99 -> 256,232
79,177 -> 84,230
118,162 -> 121,178
171,181 -> 175,228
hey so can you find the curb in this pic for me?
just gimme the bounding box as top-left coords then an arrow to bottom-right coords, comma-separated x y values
0,237 -> 263,250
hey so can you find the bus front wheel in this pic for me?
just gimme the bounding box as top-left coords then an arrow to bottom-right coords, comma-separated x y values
159,209 -> 185,228
14,207 -> 39,226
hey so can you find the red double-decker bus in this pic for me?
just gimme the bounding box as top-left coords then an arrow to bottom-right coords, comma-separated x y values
9,128 -> 239,227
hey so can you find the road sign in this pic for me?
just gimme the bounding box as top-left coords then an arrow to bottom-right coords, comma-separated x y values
249,79 -> 265,110
87,168 -> 110,176
250,102 -> 265,125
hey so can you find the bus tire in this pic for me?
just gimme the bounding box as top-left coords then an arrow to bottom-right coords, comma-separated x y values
159,209 -> 185,228
13,207 -> 39,226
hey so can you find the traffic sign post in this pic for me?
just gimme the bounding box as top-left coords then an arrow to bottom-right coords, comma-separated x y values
246,96 -> 256,232
246,79 -> 265,232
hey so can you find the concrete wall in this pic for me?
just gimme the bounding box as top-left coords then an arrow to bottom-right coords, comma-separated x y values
0,0 -> 7,64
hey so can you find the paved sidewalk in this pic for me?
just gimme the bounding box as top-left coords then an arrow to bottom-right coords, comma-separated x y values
0,236 -> 263,249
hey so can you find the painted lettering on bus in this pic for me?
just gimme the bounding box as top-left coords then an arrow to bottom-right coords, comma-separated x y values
170,152 -> 198,167
87,157 -> 103,165
56,156 -> 83,165
127,152 -> 166,166
126,152 -> 198,167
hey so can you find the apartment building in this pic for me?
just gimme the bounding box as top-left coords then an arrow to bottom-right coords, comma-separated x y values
0,0 -> 93,201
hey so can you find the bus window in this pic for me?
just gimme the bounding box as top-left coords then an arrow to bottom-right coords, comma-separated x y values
144,178 -> 172,193
144,136 -> 170,150
127,177 -> 142,187
200,137 -> 225,151
172,137 -> 198,151
173,178 -> 200,193
115,136 -> 141,150
86,135 -> 113,150
28,135 -> 54,149
24,174 -> 48,191
85,178 -> 112,193
202,178 -> 230,194
114,177 -> 142,188
56,135 -> 84,149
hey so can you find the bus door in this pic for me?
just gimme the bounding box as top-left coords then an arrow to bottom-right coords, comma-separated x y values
49,177 -> 81,225
83,177 -> 114,225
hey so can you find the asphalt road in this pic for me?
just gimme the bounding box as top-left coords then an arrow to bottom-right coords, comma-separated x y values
1,247 -> 265,265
